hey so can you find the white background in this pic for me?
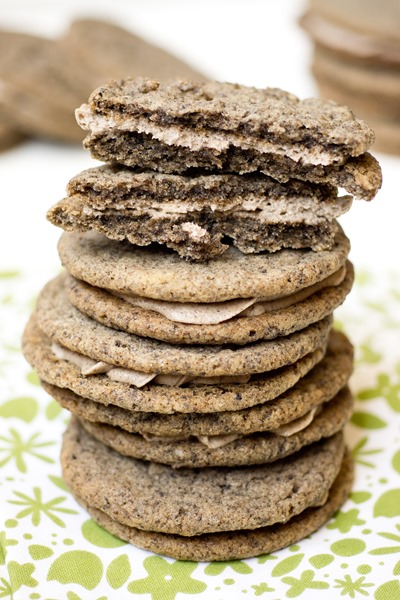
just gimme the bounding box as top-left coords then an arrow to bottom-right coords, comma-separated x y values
0,0 -> 398,283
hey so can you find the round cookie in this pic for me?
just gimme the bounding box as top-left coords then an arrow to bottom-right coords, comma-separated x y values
41,334 -> 353,436
23,315 -> 331,413
57,226 -> 350,302
77,386 -> 353,468
61,418 -> 345,536
35,276 -> 332,377
73,450 -> 354,561
65,262 -> 353,345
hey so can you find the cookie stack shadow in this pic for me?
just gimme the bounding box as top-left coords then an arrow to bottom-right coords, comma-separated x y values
23,78 -> 382,561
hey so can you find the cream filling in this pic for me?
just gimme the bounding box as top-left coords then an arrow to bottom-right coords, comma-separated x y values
80,192 -> 352,221
76,104 -> 342,166
114,265 -> 346,325
51,343 -> 250,388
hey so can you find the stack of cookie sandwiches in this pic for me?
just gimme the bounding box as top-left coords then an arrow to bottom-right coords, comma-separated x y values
300,0 -> 400,154
23,79 -> 382,561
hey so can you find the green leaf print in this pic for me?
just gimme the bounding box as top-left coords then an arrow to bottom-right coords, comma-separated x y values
308,554 -> 334,569
28,545 -> 54,560
251,582 -> 275,595
357,373 -> 400,412
0,429 -> 55,473
81,519 -> 126,548
106,554 -> 131,589
357,342 -> 382,365
8,487 -> 78,527
45,399 -> 64,420
351,437 -> 382,468
374,490 -> 400,518
326,509 -> 366,534
369,524 -> 400,554
271,554 -> 304,577
47,551 -> 103,590
392,450 -> 400,474
281,570 -> 329,597
8,561 -> 38,592
26,370 -> 40,386
127,556 -> 206,600
204,560 -> 253,575
375,580 -> 400,600
333,574 -> 373,597
48,475 -> 69,492
0,531 -> 18,565
349,491 -> 372,504
330,539 -> 366,557
0,270 -> 20,279
0,397 -> 38,422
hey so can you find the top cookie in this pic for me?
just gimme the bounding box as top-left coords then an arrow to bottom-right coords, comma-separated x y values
77,78 -> 374,163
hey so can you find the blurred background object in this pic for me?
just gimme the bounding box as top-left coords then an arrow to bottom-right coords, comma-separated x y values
300,0 -> 400,155
0,17 -> 206,147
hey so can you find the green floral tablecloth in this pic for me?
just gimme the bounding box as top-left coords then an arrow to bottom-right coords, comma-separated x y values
1,267 -> 400,600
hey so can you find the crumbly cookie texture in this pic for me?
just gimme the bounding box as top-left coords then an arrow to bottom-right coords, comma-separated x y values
61,417 -> 345,536
47,166 -> 352,260
75,78 -> 381,201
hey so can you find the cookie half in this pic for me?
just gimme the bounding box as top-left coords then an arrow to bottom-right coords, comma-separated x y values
77,78 -> 374,165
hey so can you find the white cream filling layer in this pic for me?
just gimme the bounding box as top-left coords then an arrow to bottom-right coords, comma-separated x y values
80,192 -> 352,222
51,342 -> 250,388
76,104 -> 342,166
113,266 -> 345,325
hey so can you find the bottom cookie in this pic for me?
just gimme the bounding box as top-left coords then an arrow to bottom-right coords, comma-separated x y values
62,419 -> 352,561
75,450 -> 353,561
